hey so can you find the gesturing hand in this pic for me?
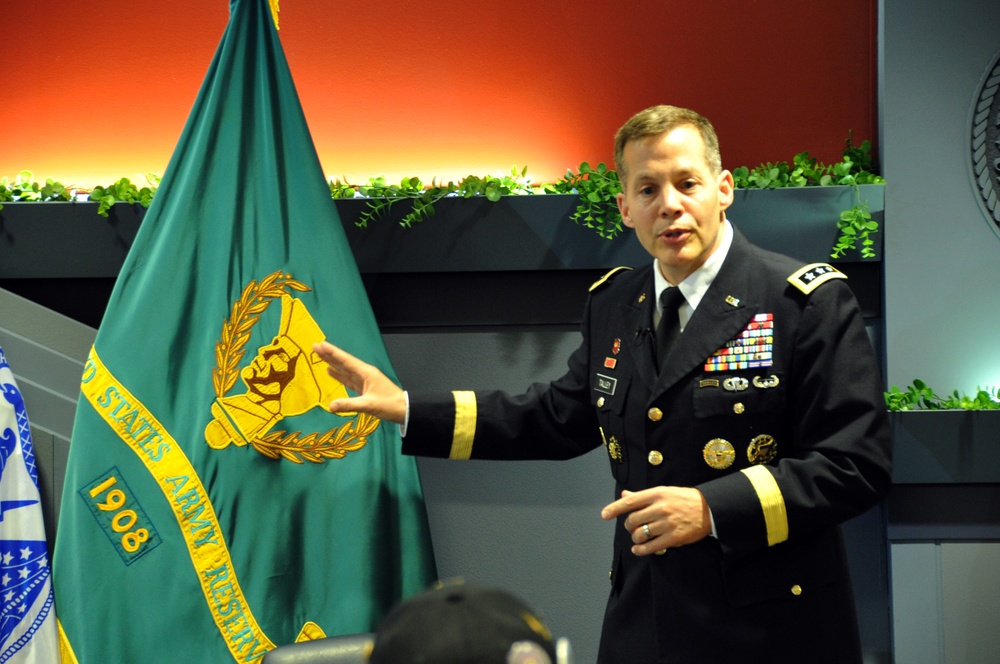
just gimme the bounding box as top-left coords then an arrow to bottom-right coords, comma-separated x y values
312,341 -> 407,424
601,486 -> 712,556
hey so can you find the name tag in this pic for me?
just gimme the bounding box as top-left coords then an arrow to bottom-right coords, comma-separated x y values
595,374 -> 618,396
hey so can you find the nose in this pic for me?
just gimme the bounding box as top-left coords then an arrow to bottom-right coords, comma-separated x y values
659,185 -> 682,216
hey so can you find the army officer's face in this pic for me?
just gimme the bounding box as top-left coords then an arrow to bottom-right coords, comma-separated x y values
616,125 -> 734,285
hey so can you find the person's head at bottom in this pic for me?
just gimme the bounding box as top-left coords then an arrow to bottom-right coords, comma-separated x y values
368,579 -> 570,664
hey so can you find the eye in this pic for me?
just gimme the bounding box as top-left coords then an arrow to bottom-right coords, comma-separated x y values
679,179 -> 698,191
638,185 -> 655,196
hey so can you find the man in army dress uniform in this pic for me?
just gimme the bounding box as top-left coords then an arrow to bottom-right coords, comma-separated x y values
313,105 -> 892,664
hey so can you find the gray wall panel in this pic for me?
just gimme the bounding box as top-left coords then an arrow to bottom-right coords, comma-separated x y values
882,0 -> 1000,390
385,330 -> 610,664
941,543 -> 1000,663
891,543 -> 944,664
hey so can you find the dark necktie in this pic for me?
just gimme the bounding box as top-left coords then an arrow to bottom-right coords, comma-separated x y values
657,287 -> 686,367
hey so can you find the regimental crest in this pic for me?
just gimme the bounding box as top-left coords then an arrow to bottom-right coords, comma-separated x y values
204,271 -> 379,463
747,434 -> 778,465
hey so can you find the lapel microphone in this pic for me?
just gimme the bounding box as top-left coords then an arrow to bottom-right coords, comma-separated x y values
634,327 -> 653,344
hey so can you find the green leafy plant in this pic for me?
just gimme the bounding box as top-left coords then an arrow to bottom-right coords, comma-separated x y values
548,162 -> 623,239
831,191 -> 880,260
0,171 -> 160,216
0,170 -> 76,211
732,136 -> 885,259
331,166 -> 537,229
88,174 -> 160,217
885,379 -> 1000,411
335,162 -> 626,239
4,136 -> 884,251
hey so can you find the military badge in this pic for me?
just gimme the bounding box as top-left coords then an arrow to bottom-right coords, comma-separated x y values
604,358 -> 617,369
723,377 -> 749,392
600,428 -> 622,462
204,271 -> 379,463
612,338 -> 622,355
704,313 -> 774,372
753,375 -> 780,389
607,437 -> 622,462
703,439 -> 735,470
748,434 -> 778,464
788,263 -> 847,294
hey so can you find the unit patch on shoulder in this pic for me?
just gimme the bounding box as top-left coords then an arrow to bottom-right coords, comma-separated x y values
590,266 -> 632,292
787,263 -> 847,295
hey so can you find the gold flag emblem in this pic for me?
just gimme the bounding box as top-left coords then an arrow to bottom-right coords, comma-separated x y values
205,271 -> 378,463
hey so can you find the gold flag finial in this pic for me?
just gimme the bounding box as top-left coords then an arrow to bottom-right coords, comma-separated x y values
269,0 -> 280,29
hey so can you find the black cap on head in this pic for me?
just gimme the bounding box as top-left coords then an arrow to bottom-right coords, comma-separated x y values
368,581 -> 557,664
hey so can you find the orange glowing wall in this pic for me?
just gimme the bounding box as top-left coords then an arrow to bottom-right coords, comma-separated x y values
1,0 -> 877,189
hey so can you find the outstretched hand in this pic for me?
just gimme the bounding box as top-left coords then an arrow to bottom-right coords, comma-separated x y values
312,341 -> 407,423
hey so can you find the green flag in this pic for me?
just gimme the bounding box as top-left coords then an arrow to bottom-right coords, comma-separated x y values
52,1 -> 436,660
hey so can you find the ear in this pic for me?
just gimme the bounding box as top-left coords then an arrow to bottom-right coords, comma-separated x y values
617,192 -> 635,229
717,170 -> 735,212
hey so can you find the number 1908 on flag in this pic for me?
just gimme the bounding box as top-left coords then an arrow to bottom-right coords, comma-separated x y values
80,469 -> 161,565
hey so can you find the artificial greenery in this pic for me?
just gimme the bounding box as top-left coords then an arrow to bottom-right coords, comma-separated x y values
325,162 -> 627,238
732,136 -> 885,259
550,161 -> 623,239
0,171 -> 75,206
885,379 -> 1000,411
1,136 -> 883,254
327,166 -> 537,229
88,175 -> 160,217
0,171 -> 160,218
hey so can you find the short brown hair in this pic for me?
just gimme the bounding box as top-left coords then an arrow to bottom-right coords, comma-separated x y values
613,105 -> 723,183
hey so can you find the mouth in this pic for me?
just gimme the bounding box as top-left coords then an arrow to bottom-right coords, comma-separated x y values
659,227 -> 689,244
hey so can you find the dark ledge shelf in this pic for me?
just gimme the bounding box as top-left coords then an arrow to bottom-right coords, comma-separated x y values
0,186 -> 883,329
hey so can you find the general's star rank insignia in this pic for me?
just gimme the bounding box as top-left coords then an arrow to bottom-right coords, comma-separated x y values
787,263 -> 847,294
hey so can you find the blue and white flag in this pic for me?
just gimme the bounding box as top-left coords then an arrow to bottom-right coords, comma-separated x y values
0,348 -> 58,664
